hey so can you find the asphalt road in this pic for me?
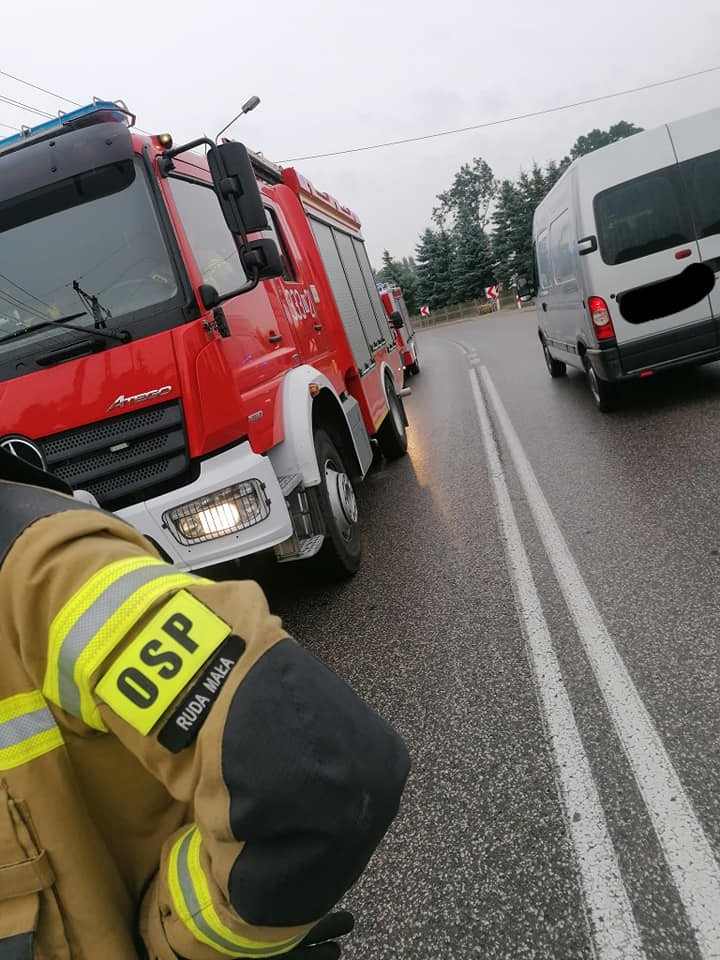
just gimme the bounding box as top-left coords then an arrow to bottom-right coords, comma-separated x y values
224,308 -> 720,959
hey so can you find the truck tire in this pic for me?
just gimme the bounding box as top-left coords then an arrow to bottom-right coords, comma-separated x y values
584,357 -> 619,413
314,428 -> 361,577
542,340 -> 566,378
408,351 -> 420,377
378,378 -> 408,459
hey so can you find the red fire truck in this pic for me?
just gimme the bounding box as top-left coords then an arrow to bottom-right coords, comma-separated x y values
0,100 -> 409,576
378,283 -> 420,378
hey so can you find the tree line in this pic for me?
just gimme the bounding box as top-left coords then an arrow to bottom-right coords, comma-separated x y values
375,122 -> 643,313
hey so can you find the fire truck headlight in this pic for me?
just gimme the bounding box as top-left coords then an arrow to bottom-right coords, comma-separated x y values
164,481 -> 270,545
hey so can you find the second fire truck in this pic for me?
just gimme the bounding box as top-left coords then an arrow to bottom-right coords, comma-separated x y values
378,283 -> 420,378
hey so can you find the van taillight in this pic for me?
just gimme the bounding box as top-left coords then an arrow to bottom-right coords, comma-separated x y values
588,296 -> 615,340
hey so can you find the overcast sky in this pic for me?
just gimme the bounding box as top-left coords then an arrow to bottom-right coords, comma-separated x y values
2,0 -> 719,264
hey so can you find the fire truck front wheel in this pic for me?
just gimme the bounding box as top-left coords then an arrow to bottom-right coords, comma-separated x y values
378,378 -> 408,460
314,428 -> 362,577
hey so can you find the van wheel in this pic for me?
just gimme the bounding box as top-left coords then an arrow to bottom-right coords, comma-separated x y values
314,428 -> 361,577
542,341 -> 566,378
378,378 -> 408,459
584,358 -> 618,412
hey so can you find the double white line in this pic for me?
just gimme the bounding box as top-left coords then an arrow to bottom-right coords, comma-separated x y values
470,363 -> 720,960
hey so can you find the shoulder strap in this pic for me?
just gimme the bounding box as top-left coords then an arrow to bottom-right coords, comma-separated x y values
0,482 -> 90,567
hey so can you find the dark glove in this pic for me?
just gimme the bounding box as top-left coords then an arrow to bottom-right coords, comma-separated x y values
270,912 -> 355,959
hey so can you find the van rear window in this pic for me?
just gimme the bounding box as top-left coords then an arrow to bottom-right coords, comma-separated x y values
594,166 -> 693,265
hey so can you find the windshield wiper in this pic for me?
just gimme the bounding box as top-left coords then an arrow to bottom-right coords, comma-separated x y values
0,310 -> 130,346
72,280 -> 113,330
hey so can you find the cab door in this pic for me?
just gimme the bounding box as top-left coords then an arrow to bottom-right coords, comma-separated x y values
263,204 -> 334,370
165,172 -> 295,453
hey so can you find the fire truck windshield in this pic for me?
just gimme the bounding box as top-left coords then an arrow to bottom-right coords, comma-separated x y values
0,157 -> 178,351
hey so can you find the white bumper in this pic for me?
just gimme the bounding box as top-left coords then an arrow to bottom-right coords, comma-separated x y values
116,442 -> 292,572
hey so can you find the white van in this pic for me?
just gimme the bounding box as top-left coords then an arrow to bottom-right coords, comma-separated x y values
532,105 -> 720,411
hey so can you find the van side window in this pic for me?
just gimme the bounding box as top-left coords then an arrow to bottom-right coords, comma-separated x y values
536,230 -> 552,290
594,167 -> 693,265
549,211 -> 574,283
263,208 -> 297,282
680,150 -> 720,240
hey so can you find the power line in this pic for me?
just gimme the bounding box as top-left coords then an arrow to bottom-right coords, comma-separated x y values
281,64 -> 720,162
0,70 -> 82,107
0,69 -> 151,134
0,94 -> 53,120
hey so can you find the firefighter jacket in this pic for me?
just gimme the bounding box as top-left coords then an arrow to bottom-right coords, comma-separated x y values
0,472 -> 410,960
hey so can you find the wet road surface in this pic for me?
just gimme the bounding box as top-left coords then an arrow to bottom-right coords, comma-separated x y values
217,307 -> 720,959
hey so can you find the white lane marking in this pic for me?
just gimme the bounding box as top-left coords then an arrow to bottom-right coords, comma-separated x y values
470,369 -> 644,959
479,365 -> 720,959
451,340 -> 479,363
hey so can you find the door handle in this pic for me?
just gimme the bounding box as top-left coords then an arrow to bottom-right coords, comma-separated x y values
268,333 -> 283,343
542,302 -> 548,312
313,323 -> 323,332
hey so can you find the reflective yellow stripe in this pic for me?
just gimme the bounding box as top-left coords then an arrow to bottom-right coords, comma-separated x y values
168,827 -> 305,957
0,691 -> 64,771
46,558 -> 166,695
45,558 -> 206,730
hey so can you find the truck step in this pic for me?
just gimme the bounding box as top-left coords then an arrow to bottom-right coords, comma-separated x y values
297,534 -> 324,558
278,473 -> 303,496
276,534 -> 324,563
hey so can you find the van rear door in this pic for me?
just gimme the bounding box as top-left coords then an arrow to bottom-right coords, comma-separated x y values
578,126 -> 711,359
668,108 -> 720,319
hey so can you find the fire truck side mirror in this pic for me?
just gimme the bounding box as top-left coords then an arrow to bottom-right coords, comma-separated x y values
199,284 -> 220,309
207,142 -> 269,236
388,310 -> 404,330
240,238 -> 284,281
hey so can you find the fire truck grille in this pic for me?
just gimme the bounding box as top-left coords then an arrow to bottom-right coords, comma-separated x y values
40,400 -> 190,509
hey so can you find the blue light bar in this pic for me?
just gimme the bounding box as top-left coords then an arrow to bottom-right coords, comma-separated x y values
0,99 -> 135,156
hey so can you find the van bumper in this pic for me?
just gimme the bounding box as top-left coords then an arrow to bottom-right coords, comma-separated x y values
586,317 -> 720,381
585,345 -> 623,381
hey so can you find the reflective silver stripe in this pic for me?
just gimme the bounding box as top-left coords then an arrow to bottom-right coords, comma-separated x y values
0,707 -> 56,750
175,831 -> 245,956
57,564 -> 178,718
174,832 -> 299,958
0,692 -> 63,771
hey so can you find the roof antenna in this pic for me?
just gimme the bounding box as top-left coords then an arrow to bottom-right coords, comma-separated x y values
216,96 -> 261,143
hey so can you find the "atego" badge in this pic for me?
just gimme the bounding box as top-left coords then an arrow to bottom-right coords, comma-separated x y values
107,385 -> 172,412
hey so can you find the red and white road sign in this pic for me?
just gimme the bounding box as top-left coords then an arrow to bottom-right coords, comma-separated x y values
485,285 -> 499,300
420,305 -> 431,317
